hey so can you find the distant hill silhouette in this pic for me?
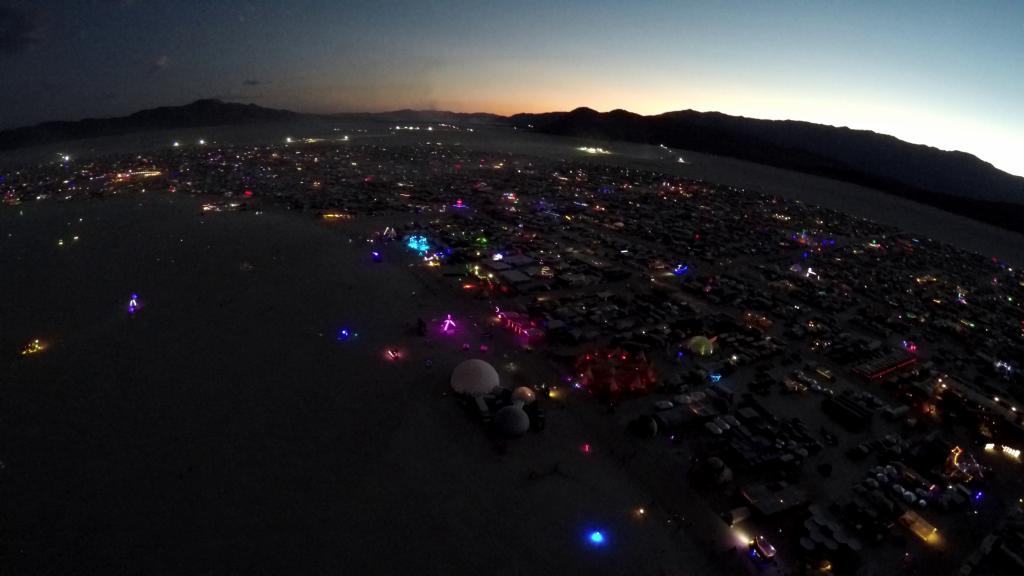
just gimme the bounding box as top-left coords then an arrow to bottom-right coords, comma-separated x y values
334,109 -> 506,125
511,107 -> 1024,230
2,100 -> 1022,230
0,99 -> 298,150
513,107 -> 1024,204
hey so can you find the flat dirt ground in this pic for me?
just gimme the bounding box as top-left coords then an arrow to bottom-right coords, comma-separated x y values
1,195 -> 720,575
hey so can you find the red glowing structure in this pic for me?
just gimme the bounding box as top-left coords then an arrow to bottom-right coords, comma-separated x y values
495,307 -> 538,339
575,348 -> 657,400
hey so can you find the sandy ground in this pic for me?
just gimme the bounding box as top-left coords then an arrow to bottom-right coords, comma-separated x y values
1,195 -> 724,575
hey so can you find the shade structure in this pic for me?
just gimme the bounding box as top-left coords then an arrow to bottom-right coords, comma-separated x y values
450,359 -> 500,397
494,405 -> 530,436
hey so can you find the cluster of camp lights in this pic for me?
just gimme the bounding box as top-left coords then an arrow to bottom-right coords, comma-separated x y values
985,443 -> 1021,460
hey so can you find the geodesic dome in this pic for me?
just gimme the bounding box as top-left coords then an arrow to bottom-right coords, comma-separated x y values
450,359 -> 500,397
511,386 -> 537,405
494,405 -> 530,436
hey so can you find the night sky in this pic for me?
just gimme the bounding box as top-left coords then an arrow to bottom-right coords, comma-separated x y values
2,1 -> 1021,175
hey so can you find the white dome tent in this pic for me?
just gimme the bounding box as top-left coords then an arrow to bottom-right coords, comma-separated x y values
494,405 -> 530,436
450,359 -> 501,397
511,386 -> 537,405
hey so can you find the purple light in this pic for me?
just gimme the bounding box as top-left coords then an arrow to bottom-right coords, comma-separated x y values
441,314 -> 456,333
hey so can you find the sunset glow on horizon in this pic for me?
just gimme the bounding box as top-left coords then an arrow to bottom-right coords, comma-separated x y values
2,1 -> 1022,175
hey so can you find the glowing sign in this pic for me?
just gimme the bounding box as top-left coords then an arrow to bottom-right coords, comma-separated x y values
984,443 -> 1021,460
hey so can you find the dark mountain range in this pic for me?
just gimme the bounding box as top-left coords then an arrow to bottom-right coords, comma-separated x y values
2,99 -> 1022,230
513,107 -> 1024,205
512,107 -> 1024,230
333,109 -> 506,125
0,99 -> 299,150
0,101 -> 511,151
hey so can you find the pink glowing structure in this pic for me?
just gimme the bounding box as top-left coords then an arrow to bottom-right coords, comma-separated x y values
441,314 -> 456,333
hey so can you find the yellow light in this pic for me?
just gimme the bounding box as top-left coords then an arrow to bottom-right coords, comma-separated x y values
731,528 -> 752,547
21,339 -> 46,356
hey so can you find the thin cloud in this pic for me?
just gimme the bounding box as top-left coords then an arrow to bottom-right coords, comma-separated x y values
243,79 -> 261,86
149,54 -> 170,73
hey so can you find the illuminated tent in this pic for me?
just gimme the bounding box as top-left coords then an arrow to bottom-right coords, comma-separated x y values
450,359 -> 500,397
687,336 -> 716,357
494,405 -> 530,436
512,386 -> 537,405
576,349 -> 657,399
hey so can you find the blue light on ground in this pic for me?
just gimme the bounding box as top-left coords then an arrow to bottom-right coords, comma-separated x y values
589,531 -> 605,545
406,235 -> 430,253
